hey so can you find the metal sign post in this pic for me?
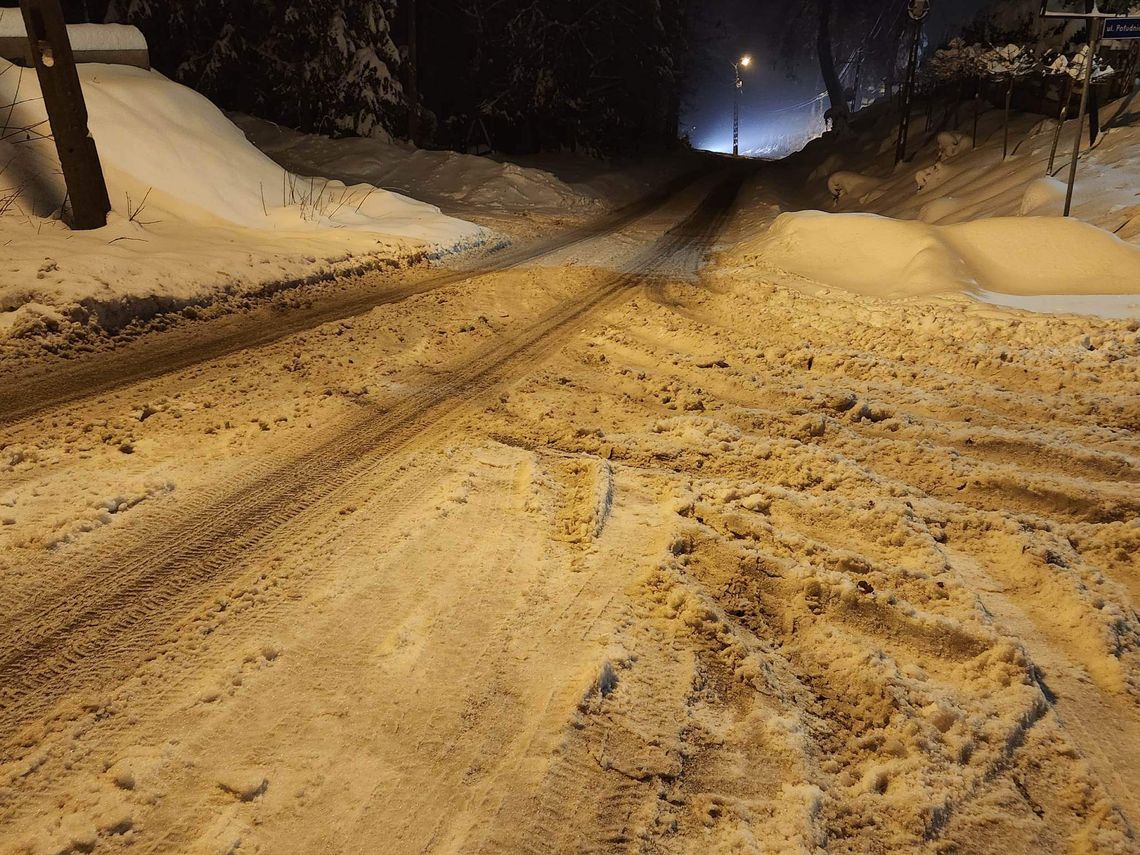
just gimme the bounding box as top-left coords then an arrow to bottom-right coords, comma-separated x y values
19,0 -> 111,230
895,0 -> 931,164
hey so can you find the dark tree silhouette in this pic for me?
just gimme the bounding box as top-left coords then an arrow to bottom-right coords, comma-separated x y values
778,0 -> 910,126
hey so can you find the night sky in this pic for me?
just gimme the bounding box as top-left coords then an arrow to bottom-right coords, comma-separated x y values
683,0 -> 996,154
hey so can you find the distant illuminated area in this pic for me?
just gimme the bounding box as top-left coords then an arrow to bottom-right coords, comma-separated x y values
689,95 -> 829,159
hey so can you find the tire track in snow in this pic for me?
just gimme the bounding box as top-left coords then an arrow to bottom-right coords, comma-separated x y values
0,171 -> 747,754
0,169 -> 716,430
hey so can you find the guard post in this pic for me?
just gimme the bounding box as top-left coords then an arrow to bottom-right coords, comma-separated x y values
19,0 -> 111,230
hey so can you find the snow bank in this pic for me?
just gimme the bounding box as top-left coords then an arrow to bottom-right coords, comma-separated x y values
827,171 -> 882,203
0,58 -> 478,243
0,57 -> 483,334
234,115 -> 625,217
750,210 -> 1140,298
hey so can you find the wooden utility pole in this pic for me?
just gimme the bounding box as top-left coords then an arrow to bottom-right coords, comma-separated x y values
19,0 -> 110,230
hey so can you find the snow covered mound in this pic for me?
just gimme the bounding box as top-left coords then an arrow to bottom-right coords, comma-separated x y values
0,57 -> 488,339
747,210 -> 1140,298
235,116 -> 609,215
0,58 -> 478,245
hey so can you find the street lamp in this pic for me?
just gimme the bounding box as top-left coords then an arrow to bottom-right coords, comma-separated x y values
733,55 -> 752,156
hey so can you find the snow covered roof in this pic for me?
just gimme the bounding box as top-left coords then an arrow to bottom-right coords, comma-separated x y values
0,14 -> 149,69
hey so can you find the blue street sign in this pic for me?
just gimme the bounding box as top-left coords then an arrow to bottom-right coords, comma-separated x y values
1104,18 -> 1140,38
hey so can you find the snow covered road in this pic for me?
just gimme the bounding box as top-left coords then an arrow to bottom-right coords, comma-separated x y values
0,168 -> 710,429
1,163 -> 1139,854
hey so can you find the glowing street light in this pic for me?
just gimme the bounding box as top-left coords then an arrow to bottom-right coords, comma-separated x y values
732,55 -> 752,156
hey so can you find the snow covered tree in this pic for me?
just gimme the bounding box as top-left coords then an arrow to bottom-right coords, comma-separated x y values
104,0 -> 405,139
981,43 -> 1038,158
417,0 -> 689,155
262,1 -> 405,137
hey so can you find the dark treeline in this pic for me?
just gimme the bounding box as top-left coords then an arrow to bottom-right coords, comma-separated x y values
414,0 -> 687,155
39,0 -> 688,156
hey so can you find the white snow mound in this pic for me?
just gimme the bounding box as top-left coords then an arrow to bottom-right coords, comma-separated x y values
752,210 -> 1140,298
0,58 -> 478,246
234,115 -> 607,215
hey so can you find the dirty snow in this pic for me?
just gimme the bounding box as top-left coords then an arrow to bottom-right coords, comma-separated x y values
1,180 -> 1138,851
0,42 -> 1139,855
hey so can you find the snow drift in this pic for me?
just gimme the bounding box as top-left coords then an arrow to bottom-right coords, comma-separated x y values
0,56 -> 482,338
748,210 -> 1140,298
0,59 -> 477,244
235,116 -> 600,215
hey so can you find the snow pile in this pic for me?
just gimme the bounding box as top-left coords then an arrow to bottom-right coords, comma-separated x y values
235,116 -> 601,215
827,172 -> 882,203
0,59 -> 475,242
0,57 -> 481,336
745,210 -> 1140,298
726,87 -> 1140,315
777,89 -> 1140,240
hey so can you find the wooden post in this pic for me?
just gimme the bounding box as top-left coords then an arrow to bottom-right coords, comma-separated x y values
19,0 -> 110,230
1065,19 -> 1104,217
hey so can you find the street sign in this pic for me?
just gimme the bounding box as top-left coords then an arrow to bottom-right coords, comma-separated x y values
908,0 -> 931,21
1104,17 -> 1140,38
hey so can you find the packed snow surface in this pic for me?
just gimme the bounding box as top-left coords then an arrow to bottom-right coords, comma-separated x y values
1,176 -> 1137,852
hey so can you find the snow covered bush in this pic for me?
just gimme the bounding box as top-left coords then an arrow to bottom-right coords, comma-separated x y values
827,172 -> 881,205
930,39 -> 983,85
936,131 -> 970,161
981,44 -> 1037,80
1047,46 -> 1116,85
